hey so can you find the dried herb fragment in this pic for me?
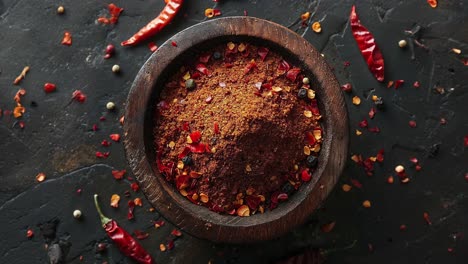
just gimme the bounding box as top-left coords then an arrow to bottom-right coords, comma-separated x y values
349,5 -> 384,82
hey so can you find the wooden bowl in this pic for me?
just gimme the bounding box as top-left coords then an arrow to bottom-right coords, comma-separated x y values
124,16 -> 348,243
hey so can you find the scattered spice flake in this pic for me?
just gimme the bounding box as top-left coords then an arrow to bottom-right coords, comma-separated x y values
423,212 -> 432,225
134,230 -> 149,240
26,229 -> 34,238
148,42 -> 158,52
61,31 -> 72,46
159,244 -> 166,252
244,60 -> 257,74
464,135 -> 468,147
311,22 -> 322,33
171,41 -> 178,47
199,53 -> 211,63
112,169 -> 126,180
119,116 -> 125,125
171,229 -> 182,237
356,129 -> 362,136
13,106 -> 25,118
278,59 -> 291,72
399,224 -> 407,231
387,175 -> 394,184
350,5 -> 384,82
368,127 -> 380,133
368,107 -> 376,119
44,83 -> 56,93
72,90 -> 86,103
97,3 -> 123,24
342,184 -> 352,192
101,140 -> 111,147
358,119 -> 368,128
387,81 -> 394,88
36,172 -> 46,182
96,151 -> 110,158
286,68 -> 301,82
131,182 -> 140,192
128,200 -> 135,220
189,131 -> 202,143
110,133 -> 121,142
413,81 -> 420,88
409,120 -> 417,128
394,79 -> 404,89
341,83 -> 352,92
214,122 -> 220,134
196,63 -> 210,75
321,221 -> 336,233
134,198 -> 142,206
352,96 -> 361,105
167,240 -> 175,250
376,149 -> 384,163
351,179 -> 363,188
154,220 -> 165,228
13,66 -> 30,85
205,8 -> 221,18
18,121 -> 25,129
110,194 -> 120,208
14,88 -> 26,103
427,0 -> 437,8
362,200 -> 371,208
301,12 -> 311,21
258,47 -> 269,61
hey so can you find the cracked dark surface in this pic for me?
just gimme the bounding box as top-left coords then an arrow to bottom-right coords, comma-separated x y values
0,0 -> 467,263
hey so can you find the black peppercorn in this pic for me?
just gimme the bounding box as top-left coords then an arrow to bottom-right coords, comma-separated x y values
281,182 -> 295,196
297,88 -> 307,99
213,51 -> 222,60
182,155 -> 193,166
306,155 -> 318,168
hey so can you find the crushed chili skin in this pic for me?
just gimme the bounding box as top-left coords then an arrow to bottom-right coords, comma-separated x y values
154,42 -> 323,215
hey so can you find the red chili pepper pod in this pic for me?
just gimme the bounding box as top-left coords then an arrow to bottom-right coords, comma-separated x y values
349,5 -> 385,82
93,194 -> 155,264
121,0 -> 184,46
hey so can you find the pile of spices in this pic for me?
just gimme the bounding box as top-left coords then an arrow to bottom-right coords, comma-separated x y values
153,42 -> 323,216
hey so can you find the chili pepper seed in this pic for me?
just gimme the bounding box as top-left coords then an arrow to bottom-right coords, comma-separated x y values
395,165 -> 405,173
106,102 -> 115,110
112,65 -> 120,73
302,77 -> 310,84
398,39 -> 407,48
73,209 -> 82,219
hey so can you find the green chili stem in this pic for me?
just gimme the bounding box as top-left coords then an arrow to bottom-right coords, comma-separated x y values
94,194 -> 112,226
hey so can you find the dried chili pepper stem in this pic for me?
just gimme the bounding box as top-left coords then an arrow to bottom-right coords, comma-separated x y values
94,194 -> 112,226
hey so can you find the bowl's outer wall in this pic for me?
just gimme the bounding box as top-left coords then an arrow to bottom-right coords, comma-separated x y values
124,16 -> 349,243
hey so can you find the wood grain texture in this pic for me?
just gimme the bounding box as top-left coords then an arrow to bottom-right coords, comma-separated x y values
123,17 -> 349,243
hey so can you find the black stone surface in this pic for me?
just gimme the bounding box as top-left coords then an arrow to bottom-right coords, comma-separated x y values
0,0 -> 467,263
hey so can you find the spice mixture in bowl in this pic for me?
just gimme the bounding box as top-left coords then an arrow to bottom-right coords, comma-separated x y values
154,42 -> 323,216
124,16 -> 348,242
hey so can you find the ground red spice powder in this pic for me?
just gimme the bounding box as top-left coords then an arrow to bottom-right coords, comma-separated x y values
153,42 -> 323,216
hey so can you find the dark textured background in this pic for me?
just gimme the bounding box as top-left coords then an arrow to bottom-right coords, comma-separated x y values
1,0 -> 467,263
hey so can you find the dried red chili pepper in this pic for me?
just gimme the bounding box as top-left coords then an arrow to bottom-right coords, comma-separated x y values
349,5 -> 384,82
93,195 -> 154,264
121,0 -> 183,46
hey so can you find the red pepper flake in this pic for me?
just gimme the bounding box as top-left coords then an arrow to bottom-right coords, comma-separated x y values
244,10 -> 248,16
244,60 -> 257,74
350,179 -> 363,188
368,127 -> 380,133
182,121 -> 190,131
26,229 -> 34,238
278,60 -> 291,72
19,121 -> 25,129
175,174 -> 189,190
368,107 -> 376,119
61,31 -> 72,46
301,169 -> 312,182
72,90 -> 86,103
76,189 -> 82,195
214,122 -> 220,134
321,221 -> 336,233
44,83 -> 56,93
100,116 -> 106,121
423,212 -> 432,225
427,0 -> 437,8
96,151 -> 110,158
409,120 -> 417,128
148,42 -> 158,52
387,81 -> 394,88
413,81 -> 420,88
128,200 -> 135,220
171,229 -> 182,237
199,53 -> 211,63
286,68 -> 301,82
110,133 -> 121,142
394,79 -> 405,89
133,230 -> 149,240
131,182 -> 139,192
187,142 -> 208,153
464,173 -> 468,182
154,220 -> 165,228
196,63 -> 210,75
350,6 -> 384,82
92,124 -> 98,131
257,47 -> 269,61
341,83 -> 352,92
343,61 -> 351,67
119,116 -> 125,125
171,41 -> 178,47
376,149 -> 384,163
415,164 -> 422,171
97,3 -> 123,24
189,131 -> 202,143
464,135 -> 468,147
112,169 -> 126,180
205,96 -> 213,104
447,248 -> 454,253
409,157 -> 418,164
167,240 -> 175,250
358,119 -> 368,128
101,140 -> 111,147
399,224 -> 407,231
306,132 -> 316,145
